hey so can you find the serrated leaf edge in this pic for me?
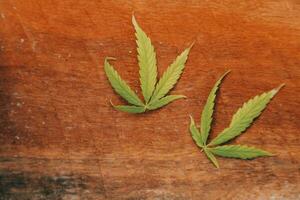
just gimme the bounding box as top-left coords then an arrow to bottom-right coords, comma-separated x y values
104,57 -> 144,107
208,145 -> 274,159
189,115 -> 204,147
110,100 -> 146,113
200,70 -> 230,145
208,84 -> 284,146
132,15 -> 158,103
148,43 -> 194,104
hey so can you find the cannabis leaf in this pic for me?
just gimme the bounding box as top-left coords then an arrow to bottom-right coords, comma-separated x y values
209,145 -> 273,159
200,70 -> 230,145
132,16 -> 157,103
104,15 -> 192,113
189,71 -> 284,168
104,58 -> 144,107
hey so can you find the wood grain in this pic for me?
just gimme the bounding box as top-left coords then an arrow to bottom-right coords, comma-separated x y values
0,0 -> 299,199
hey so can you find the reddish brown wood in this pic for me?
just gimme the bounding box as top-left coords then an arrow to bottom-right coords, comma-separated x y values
0,0 -> 299,199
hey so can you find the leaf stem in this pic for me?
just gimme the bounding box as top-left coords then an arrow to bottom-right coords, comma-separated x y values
144,104 -> 148,111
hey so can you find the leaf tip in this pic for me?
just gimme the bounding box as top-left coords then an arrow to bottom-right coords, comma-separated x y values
277,83 -> 285,91
105,57 -> 116,62
264,151 -> 275,157
224,69 -> 231,75
212,158 -> 220,168
189,41 -> 195,49
132,14 -> 138,27
220,70 -> 231,80
109,100 -> 121,111
189,115 -> 196,126
271,83 -> 285,96
109,99 -> 115,107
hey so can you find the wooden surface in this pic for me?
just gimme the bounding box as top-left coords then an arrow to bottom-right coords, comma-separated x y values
0,0 -> 300,199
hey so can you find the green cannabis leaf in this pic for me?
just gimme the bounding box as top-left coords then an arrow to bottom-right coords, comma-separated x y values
104,15 -> 192,113
189,71 -> 284,168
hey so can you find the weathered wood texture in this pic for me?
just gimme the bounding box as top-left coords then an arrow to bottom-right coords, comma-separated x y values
0,0 -> 299,199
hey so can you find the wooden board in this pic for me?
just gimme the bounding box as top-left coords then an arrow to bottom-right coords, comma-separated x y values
0,0 -> 299,199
